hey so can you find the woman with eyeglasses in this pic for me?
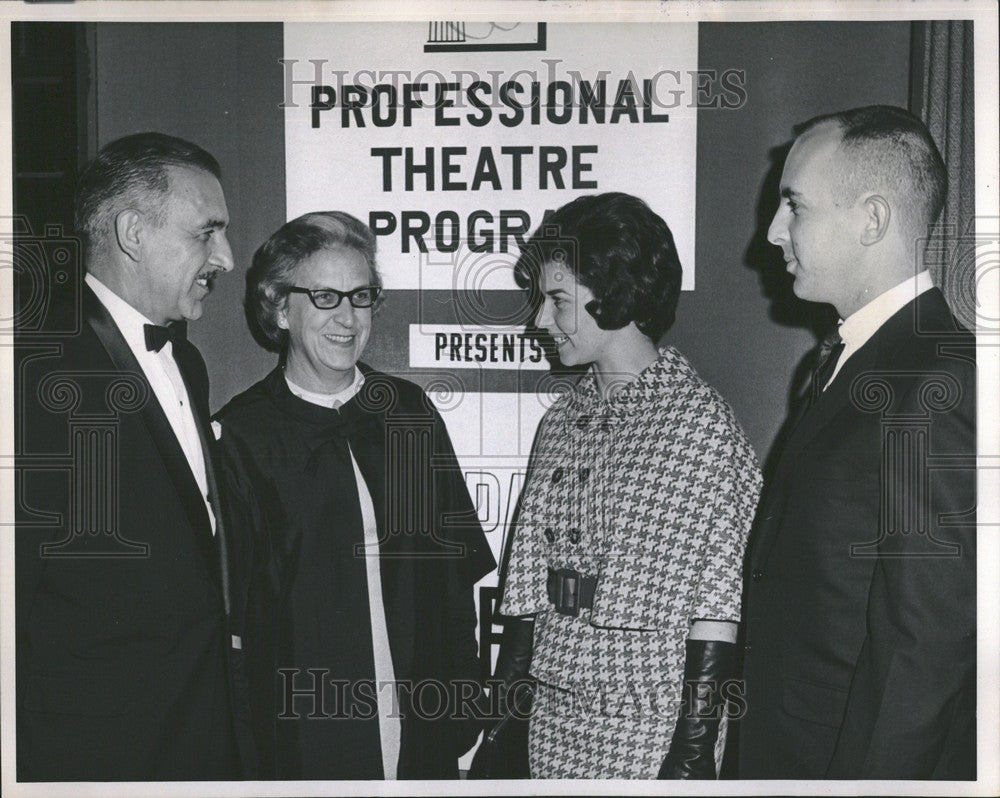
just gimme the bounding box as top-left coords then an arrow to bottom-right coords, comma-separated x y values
215,211 -> 495,780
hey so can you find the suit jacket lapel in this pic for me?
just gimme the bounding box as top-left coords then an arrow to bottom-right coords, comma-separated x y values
785,334 -> 881,455
755,296 -> 921,566
83,286 -> 216,550
786,288 -> 950,456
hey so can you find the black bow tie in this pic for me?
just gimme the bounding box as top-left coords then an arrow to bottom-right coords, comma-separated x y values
144,321 -> 187,352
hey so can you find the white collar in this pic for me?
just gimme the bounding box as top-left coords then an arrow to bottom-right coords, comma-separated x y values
838,270 -> 935,352
285,368 -> 365,408
85,272 -> 162,356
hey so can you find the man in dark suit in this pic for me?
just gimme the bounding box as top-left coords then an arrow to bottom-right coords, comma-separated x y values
16,133 -> 252,780
740,106 -> 976,779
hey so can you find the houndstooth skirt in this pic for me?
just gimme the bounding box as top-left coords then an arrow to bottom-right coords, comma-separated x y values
529,680 -> 670,779
528,679 -> 728,779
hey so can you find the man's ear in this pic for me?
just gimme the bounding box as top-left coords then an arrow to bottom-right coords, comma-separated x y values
114,209 -> 144,262
275,298 -> 290,330
860,194 -> 891,246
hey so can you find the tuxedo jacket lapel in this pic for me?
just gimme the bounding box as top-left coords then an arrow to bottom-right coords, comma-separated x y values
172,337 -> 234,618
83,287 -> 217,555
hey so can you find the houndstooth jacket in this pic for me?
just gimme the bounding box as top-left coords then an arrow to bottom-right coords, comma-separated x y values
500,347 -> 762,698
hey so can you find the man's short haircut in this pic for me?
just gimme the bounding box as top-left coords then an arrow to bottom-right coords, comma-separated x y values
513,192 -> 683,343
794,105 -> 947,236
75,132 -> 222,253
246,211 -> 382,350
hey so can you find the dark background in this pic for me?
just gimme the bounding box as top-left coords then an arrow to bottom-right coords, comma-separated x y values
11,20 -> 913,465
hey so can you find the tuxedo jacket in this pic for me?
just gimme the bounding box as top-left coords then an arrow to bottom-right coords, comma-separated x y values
15,285 -> 254,781
739,288 -> 976,780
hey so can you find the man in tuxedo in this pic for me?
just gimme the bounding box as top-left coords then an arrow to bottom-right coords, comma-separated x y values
16,133 -> 252,780
740,106 -> 976,779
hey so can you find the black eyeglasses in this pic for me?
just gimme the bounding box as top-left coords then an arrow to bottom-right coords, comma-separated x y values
288,286 -> 381,309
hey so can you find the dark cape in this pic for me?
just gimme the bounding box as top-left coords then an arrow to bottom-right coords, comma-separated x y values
215,364 -> 496,780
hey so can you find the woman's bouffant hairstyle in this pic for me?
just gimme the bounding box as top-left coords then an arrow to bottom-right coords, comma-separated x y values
513,192 -> 683,343
246,211 -> 382,351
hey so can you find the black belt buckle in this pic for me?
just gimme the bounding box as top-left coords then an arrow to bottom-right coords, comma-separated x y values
551,567 -> 581,617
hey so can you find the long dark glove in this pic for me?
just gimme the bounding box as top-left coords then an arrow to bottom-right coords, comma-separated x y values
494,615 -> 534,689
468,616 -> 535,779
658,638 -> 737,779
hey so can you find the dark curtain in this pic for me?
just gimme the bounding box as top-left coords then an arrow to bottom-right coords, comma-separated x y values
911,20 -> 976,329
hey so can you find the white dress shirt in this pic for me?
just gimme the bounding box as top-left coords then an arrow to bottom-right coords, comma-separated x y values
285,370 -> 401,780
86,273 -> 215,533
825,270 -> 935,390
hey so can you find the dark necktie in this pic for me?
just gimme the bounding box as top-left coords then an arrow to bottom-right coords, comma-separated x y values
811,326 -> 845,404
144,321 -> 187,352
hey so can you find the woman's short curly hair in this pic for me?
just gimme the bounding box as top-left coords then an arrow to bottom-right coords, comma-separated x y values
513,192 -> 683,343
246,211 -> 382,350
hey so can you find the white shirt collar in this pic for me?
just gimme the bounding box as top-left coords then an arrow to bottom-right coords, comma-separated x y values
85,272 -> 162,356
285,368 -> 366,408
838,270 -> 935,353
